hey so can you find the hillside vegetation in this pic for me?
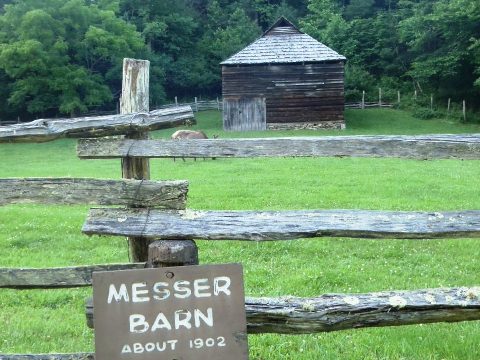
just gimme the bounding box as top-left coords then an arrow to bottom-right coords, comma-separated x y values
0,0 -> 478,121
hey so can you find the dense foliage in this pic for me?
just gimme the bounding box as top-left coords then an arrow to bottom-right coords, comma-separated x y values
0,0 -> 478,120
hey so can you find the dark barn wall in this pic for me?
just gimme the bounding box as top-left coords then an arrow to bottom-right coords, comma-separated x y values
222,62 -> 344,130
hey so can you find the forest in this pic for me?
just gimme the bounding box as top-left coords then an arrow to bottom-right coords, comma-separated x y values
0,0 -> 478,121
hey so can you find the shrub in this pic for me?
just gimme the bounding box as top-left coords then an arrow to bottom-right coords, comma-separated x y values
411,107 -> 441,120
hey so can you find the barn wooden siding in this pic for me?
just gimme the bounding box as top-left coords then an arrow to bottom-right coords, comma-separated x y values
222,62 -> 344,129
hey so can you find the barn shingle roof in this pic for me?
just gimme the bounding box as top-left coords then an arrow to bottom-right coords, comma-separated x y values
221,17 -> 346,65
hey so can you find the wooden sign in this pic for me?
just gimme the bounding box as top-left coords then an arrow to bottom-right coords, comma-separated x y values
93,264 -> 248,360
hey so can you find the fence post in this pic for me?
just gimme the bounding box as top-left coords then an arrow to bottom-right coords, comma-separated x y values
175,96 -> 178,107
447,98 -> 451,117
397,91 -> 401,104
430,94 -> 433,110
414,90 -> 417,101
147,240 -> 199,268
362,90 -> 365,109
195,97 -> 198,112
120,58 -> 151,262
378,88 -> 382,107
463,100 -> 466,122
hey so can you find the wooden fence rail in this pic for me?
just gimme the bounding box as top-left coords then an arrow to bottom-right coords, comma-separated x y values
82,208 -> 480,240
77,134 -> 480,160
0,264 -> 145,289
0,178 -> 188,208
0,106 -> 194,143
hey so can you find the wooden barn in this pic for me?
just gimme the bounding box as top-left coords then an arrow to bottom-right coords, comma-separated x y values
221,17 -> 346,131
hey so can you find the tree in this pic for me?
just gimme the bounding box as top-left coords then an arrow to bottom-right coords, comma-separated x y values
252,0 -> 308,29
344,0 -> 375,20
197,1 -> 260,94
471,38 -> 480,89
398,0 -> 480,102
0,0 -> 145,118
300,0 -> 357,60
119,0 -> 204,99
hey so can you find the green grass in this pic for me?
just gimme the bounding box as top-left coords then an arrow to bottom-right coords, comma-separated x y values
1,109 -> 479,358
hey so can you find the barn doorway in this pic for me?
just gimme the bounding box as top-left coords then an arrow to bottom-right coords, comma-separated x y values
223,97 -> 266,131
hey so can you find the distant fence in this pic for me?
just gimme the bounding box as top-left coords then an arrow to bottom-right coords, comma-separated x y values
1,59 -> 479,359
345,101 -> 392,109
0,97 -> 396,126
159,98 -> 393,112
155,97 -> 396,112
156,97 -> 221,112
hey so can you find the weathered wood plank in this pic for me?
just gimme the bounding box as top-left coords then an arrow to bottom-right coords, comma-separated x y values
246,287 -> 480,333
82,209 -> 480,240
77,135 -> 480,160
85,286 -> 480,333
0,354 -> 93,360
0,178 -> 188,208
0,106 -> 194,143
0,263 -> 145,289
120,58 -> 152,262
223,97 -> 266,131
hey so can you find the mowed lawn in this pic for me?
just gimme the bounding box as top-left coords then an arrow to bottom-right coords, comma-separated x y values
1,109 -> 479,359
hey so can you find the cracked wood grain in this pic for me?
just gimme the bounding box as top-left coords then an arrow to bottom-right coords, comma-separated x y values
0,263 -> 145,289
77,134 -> 480,160
82,208 -> 480,240
0,178 -> 188,209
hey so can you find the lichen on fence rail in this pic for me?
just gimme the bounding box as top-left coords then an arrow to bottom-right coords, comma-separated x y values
244,287 -> 480,333
0,178 -> 188,208
82,208 -> 480,240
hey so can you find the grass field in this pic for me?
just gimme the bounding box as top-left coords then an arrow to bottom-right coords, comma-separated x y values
1,108 -> 479,359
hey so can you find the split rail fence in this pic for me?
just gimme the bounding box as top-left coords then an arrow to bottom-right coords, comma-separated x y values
1,60 -> 480,359
2,123 -> 480,359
